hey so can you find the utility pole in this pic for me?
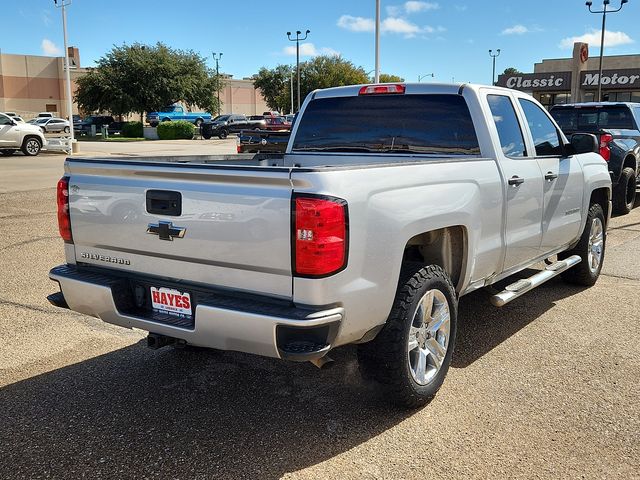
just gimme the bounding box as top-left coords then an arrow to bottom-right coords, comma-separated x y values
489,49 -> 501,85
54,0 -> 75,152
287,30 -> 310,111
212,52 -> 223,116
290,69 -> 294,114
586,0 -> 629,101
375,0 -> 380,83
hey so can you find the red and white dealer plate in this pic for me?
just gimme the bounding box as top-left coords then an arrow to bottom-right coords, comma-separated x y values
150,287 -> 192,317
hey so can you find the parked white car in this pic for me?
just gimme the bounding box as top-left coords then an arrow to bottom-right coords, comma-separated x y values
0,112 -> 47,156
34,117 -> 70,134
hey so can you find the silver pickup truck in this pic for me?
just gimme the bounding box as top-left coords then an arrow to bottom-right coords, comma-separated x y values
49,83 -> 611,407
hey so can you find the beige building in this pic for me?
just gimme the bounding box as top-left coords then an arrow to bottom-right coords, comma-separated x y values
0,48 -> 268,119
497,42 -> 640,108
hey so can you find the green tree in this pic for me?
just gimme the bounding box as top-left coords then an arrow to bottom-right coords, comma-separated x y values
300,55 -> 369,101
378,73 -> 405,83
252,65 -> 294,113
502,67 -> 522,75
75,43 -> 221,117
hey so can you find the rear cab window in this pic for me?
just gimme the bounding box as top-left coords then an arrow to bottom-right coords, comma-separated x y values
487,94 -> 527,158
292,94 -> 480,156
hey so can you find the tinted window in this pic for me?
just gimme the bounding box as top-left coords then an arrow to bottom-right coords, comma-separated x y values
292,94 -> 480,155
0,114 -> 12,125
487,95 -> 526,158
519,99 -> 562,156
551,106 -> 636,131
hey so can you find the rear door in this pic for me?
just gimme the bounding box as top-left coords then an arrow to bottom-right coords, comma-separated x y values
485,92 -> 544,271
67,160 -> 294,298
517,97 -> 584,251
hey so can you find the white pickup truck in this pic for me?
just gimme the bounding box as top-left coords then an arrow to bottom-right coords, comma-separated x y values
49,83 -> 611,407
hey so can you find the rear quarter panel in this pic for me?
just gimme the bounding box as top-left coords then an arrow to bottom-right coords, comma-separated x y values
290,156 -> 503,346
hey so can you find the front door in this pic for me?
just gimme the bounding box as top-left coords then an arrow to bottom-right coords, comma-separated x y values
516,98 -> 585,251
486,93 -> 544,271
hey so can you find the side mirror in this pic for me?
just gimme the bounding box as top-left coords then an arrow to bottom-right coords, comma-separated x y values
569,133 -> 599,155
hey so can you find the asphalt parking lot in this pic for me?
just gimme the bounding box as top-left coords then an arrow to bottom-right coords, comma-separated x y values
0,149 -> 638,479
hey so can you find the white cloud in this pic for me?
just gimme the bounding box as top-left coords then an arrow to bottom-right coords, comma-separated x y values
41,38 -> 62,56
283,43 -> 339,57
405,1 -> 439,13
382,17 -> 422,36
559,29 -> 633,49
386,1 -> 439,15
337,15 -> 375,32
502,24 -> 529,35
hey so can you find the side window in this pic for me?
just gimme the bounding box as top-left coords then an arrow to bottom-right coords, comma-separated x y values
487,94 -> 527,158
518,98 -> 563,156
0,114 -> 12,126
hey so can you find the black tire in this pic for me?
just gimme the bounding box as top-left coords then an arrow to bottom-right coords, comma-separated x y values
0,150 -> 16,156
218,129 -> 228,139
559,203 -> 605,286
63,126 -> 70,133
202,130 -> 212,140
194,118 -> 203,127
612,167 -> 636,215
21,137 -> 42,156
357,264 -> 457,409
161,118 -> 171,123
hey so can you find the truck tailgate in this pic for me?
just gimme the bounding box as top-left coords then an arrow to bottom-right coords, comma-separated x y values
66,159 -> 293,299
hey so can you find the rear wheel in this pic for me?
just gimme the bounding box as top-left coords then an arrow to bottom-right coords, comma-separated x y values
357,264 -> 457,408
63,126 -> 70,133
1,150 -> 16,156
613,167 -> 636,215
218,129 -> 228,139
21,137 -> 42,156
560,203 -> 605,286
194,118 -> 203,127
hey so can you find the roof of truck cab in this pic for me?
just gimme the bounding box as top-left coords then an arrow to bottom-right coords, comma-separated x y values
550,102 -> 640,109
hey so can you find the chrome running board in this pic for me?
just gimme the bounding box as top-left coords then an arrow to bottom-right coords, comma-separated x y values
490,255 -> 582,307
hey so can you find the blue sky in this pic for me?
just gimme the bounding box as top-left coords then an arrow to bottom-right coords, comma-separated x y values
2,0 -> 639,84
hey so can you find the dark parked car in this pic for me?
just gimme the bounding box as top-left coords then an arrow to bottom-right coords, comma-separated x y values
236,130 -> 290,153
550,102 -> 640,214
201,114 -> 265,139
76,115 -> 115,135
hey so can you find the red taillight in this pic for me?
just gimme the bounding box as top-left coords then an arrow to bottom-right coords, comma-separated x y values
358,84 -> 405,95
599,133 -> 613,162
294,195 -> 348,277
57,176 -> 72,242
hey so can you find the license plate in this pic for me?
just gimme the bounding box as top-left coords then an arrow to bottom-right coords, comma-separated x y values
150,287 -> 192,317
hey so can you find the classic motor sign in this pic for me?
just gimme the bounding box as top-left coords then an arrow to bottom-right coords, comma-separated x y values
580,69 -> 640,90
496,72 -> 572,91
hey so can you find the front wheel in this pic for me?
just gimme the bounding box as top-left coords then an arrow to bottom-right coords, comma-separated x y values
559,203 -> 605,286
613,167 -> 636,215
63,126 -> 70,133
218,129 -> 228,139
21,137 -> 42,156
357,264 -> 457,408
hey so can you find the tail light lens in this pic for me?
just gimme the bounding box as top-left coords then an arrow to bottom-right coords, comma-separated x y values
599,133 -> 613,161
293,195 -> 348,277
358,84 -> 405,95
57,176 -> 72,242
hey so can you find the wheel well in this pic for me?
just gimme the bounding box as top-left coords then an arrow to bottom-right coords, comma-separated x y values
22,135 -> 42,147
623,154 -> 637,172
401,226 -> 466,292
590,188 -> 610,225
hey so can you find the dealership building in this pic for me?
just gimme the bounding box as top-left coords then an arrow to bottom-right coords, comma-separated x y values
497,42 -> 640,108
0,48 -> 268,119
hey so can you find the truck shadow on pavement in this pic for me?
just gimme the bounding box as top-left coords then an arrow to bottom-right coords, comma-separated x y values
0,277 -> 584,479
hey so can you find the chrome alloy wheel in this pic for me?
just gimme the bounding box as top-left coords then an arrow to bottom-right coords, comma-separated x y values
25,139 -> 40,155
407,289 -> 451,386
587,217 -> 604,273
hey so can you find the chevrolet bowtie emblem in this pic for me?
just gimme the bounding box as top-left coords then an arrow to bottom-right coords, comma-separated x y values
147,221 -> 186,241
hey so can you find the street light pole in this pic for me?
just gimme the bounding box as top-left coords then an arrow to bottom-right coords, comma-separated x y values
586,0 -> 629,102
418,73 -> 434,82
212,52 -> 223,116
54,0 -> 75,151
290,69 -> 294,114
489,49 -> 501,85
287,30 -> 310,112
375,0 -> 380,83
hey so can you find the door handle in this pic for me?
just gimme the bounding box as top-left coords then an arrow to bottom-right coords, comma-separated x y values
545,172 -> 558,181
508,176 -> 525,186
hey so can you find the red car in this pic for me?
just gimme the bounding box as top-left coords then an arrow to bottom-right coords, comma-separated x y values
263,116 -> 291,131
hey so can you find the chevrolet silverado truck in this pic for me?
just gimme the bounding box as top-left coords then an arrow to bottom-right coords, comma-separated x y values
550,102 -> 640,214
48,83 -> 611,408
147,106 -> 211,127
